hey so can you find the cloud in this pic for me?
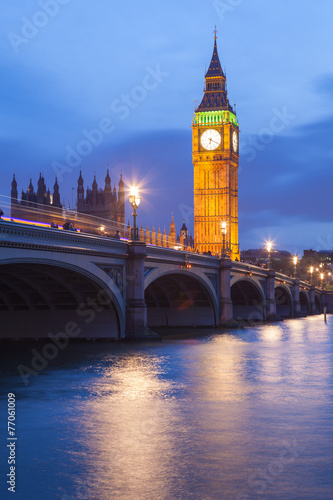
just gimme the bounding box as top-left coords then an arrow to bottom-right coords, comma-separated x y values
314,73 -> 333,99
239,112 -> 333,229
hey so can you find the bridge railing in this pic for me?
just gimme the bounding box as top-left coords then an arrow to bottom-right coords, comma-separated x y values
221,259 -> 320,292
0,194 -> 127,238
146,243 -> 220,271
0,219 -> 128,255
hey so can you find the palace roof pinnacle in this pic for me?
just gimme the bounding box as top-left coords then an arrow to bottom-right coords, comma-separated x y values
170,213 -> 176,230
181,218 -> 187,232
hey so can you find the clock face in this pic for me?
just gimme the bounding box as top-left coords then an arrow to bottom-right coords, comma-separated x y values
232,131 -> 238,152
200,129 -> 221,151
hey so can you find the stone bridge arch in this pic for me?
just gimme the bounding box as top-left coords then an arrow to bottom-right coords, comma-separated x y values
230,277 -> 265,322
0,257 -> 125,339
275,285 -> 293,318
144,269 -> 218,328
314,293 -> 321,314
299,289 -> 310,315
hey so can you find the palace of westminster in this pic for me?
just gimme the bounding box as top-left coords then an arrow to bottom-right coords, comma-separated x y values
10,33 -> 239,259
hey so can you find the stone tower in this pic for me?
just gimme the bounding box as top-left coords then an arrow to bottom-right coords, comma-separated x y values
76,170 -> 126,236
168,214 -> 176,247
192,31 -> 240,260
37,173 -> 47,205
117,174 -> 125,229
53,177 -> 61,208
11,174 -> 18,209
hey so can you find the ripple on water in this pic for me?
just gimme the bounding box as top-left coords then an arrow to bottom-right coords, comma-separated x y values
0,316 -> 332,500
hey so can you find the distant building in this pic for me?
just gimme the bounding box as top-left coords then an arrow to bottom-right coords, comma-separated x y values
241,248 -> 293,267
11,173 -> 62,224
128,215 -> 194,250
10,170 -> 125,235
303,249 -> 333,266
77,170 -> 125,232
178,219 -> 194,250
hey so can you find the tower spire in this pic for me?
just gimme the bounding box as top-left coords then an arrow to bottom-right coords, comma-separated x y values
196,35 -> 235,113
205,35 -> 224,78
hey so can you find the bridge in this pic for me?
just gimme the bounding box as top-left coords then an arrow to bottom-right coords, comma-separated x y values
0,220 -> 325,340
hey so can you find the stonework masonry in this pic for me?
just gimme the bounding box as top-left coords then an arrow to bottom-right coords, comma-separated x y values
192,35 -> 240,260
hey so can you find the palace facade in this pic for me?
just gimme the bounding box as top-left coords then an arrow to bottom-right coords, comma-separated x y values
10,170 -> 126,235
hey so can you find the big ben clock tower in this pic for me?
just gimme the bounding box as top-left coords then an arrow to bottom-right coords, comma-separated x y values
192,31 -> 240,261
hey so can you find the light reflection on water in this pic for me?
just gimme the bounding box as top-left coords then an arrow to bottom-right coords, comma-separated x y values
1,316 -> 333,499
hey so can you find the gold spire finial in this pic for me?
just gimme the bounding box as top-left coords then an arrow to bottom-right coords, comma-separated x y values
214,25 -> 218,40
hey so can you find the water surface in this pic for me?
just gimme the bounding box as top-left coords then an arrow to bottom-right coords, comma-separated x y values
1,316 -> 332,499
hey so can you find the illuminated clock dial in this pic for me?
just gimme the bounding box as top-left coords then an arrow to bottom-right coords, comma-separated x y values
200,129 -> 221,151
232,131 -> 238,152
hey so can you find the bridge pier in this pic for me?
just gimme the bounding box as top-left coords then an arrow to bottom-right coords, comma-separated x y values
293,279 -> 301,317
321,290 -> 327,314
266,269 -> 277,320
125,241 -> 149,340
309,286 -> 317,315
219,257 -> 233,324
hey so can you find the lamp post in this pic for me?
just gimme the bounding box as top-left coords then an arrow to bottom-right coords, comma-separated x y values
293,255 -> 298,278
128,187 -> 141,240
221,221 -> 227,258
319,263 -> 323,288
309,266 -> 314,285
320,272 -> 324,290
267,242 -> 272,269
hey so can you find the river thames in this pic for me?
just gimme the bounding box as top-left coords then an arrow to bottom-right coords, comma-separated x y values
1,315 -> 333,499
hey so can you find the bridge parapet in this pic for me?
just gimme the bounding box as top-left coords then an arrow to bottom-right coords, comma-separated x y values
231,261 -> 317,292
0,220 -> 127,256
275,272 -> 321,293
230,261 -> 269,279
146,245 -> 220,269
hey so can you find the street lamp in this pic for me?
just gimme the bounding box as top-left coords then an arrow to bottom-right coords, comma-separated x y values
221,221 -> 227,258
319,263 -> 323,288
309,266 -> 314,284
129,187 -> 141,240
293,255 -> 298,278
266,241 -> 272,269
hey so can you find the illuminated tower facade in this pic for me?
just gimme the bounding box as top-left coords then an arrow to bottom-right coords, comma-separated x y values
192,32 -> 240,260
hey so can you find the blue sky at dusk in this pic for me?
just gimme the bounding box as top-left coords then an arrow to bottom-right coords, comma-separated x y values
1,0 -> 333,254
